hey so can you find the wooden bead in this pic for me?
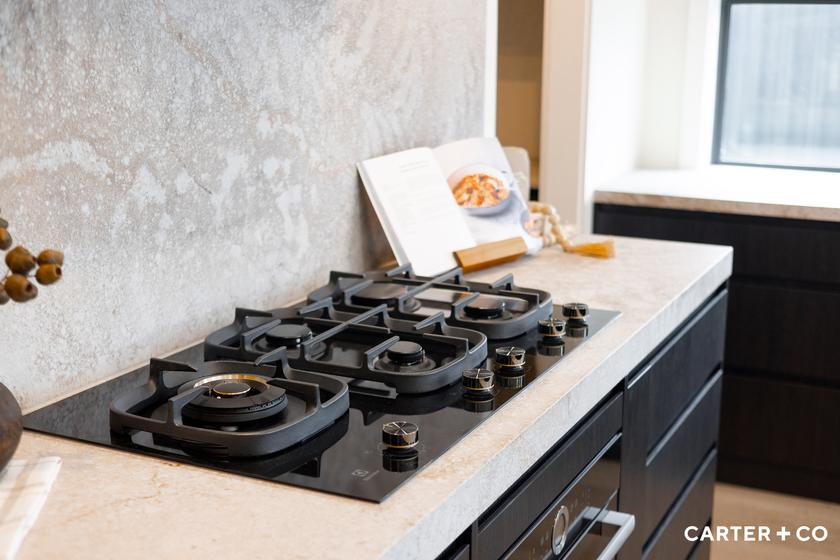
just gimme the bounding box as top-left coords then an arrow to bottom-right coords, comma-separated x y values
0,285 -> 9,305
5,246 -> 36,275
4,274 -> 37,302
35,264 -> 62,285
0,228 -> 11,251
37,249 -> 64,266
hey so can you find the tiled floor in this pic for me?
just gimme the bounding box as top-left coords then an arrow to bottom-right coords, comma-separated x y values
711,483 -> 840,560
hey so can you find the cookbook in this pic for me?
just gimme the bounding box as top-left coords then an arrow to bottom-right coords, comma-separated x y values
358,137 -> 541,276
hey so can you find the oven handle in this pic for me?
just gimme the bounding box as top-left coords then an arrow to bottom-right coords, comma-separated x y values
580,507 -> 635,560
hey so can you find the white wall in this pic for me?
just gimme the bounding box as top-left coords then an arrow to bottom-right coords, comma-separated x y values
540,0 -> 721,232
582,0 -> 648,231
638,0 -> 720,169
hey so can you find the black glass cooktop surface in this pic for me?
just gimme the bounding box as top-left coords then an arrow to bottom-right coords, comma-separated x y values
24,307 -> 619,502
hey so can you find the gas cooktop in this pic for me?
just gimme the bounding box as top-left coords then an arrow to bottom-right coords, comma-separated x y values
24,264 -> 619,502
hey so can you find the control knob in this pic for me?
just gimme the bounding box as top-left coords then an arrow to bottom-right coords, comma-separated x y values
382,421 -> 419,450
561,303 -> 589,323
462,368 -> 495,396
538,318 -> 566,341
495,346 -> 526,371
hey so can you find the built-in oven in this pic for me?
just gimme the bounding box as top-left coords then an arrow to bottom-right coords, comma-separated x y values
503,434 -> 634,560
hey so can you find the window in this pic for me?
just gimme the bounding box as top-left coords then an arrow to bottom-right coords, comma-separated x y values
713,1 -> 840,171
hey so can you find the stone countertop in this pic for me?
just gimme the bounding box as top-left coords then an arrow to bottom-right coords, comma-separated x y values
595,167 -> 840,223
12,236 -> 732,560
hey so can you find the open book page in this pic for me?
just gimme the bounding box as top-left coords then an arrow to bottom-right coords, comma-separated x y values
432,137 -> 542,254
358,148 -> 476,276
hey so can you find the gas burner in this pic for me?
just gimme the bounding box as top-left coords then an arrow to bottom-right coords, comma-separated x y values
109,359 -> 349,457
351,283 -> 421,313
265,323 -> 313,347
386,341 -> 425,365
375,341 -> 438,373
178,373 -> 288,425
463,295 -> 506,319
308,264 -> 554,340
204,301 -> 487,394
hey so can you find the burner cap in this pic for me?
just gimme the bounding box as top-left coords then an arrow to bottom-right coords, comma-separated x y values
351,283 -> 407,308
386,341 -> 425,366
265,323 -> 313,347
464,295 -> 505,319
210,381 -> 252,398
179,374 -> 288,424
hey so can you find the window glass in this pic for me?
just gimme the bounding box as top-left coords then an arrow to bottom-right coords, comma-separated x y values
717,3 -> 840,170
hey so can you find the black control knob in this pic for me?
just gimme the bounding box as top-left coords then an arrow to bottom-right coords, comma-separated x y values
495,346 -> 526,370
538,318 -> 566,340
382,421 -> 419,450
462,368 -> 495,395
386,341 -> 425,366
562,303 -> 589,322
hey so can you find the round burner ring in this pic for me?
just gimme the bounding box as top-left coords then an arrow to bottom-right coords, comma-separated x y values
179,373 -> 288,424
464,295 -> 506,319
265,323 -> 313,348
211,380 -> 252,398
386,341 -> 425,366
351,282 -> 422,313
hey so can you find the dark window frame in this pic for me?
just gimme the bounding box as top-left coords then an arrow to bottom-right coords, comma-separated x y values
712,0 -> 840,173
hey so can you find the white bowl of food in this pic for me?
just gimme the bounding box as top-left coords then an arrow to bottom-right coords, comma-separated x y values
447,164 -> 513,216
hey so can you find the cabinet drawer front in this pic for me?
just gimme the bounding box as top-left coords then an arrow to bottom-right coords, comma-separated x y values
687,539 -> 711,560
629,291 -> 726,454
644,450 -> 717,560
726,281 -> 840,383
643,372 -> 722,539
594,204 -> 840,285
720,374 -> 840,477
477,393 -> 622,560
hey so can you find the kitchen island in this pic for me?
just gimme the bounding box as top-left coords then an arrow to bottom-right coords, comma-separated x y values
13,236 -> 732,560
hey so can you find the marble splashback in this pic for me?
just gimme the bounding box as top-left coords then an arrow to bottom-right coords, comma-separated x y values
0,1 -> 488,411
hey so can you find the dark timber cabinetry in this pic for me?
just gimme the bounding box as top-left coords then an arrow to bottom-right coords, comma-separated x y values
595,203 -> 840,503
439,287 -> 728,560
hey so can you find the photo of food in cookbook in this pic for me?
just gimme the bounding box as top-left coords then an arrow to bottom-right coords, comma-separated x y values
449,165 -> 511,214
434,137 -> 543,254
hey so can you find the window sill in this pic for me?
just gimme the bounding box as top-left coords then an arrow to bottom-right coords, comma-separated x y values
593,164 -> 840,223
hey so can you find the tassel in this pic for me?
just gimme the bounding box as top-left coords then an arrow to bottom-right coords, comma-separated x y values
529,201 -> 615,259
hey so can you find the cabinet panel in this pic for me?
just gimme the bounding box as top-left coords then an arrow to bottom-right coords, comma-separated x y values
629,291 -> 726,454
644,450 -> 717,560
726,281 -> 840,384
643,372 -> 722,539
719,373 -> 840,495
594,204 -> 840,285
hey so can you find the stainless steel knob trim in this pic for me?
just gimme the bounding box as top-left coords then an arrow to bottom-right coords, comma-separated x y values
381,421 -> 419,449
495,346 -> 526,369
562,302 -> 589,321
462,368 -> 494,394
538,318 -> 566,339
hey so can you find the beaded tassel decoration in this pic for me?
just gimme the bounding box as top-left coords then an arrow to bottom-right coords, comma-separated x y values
528,202 -> 615,258
0,213 -> 64,305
